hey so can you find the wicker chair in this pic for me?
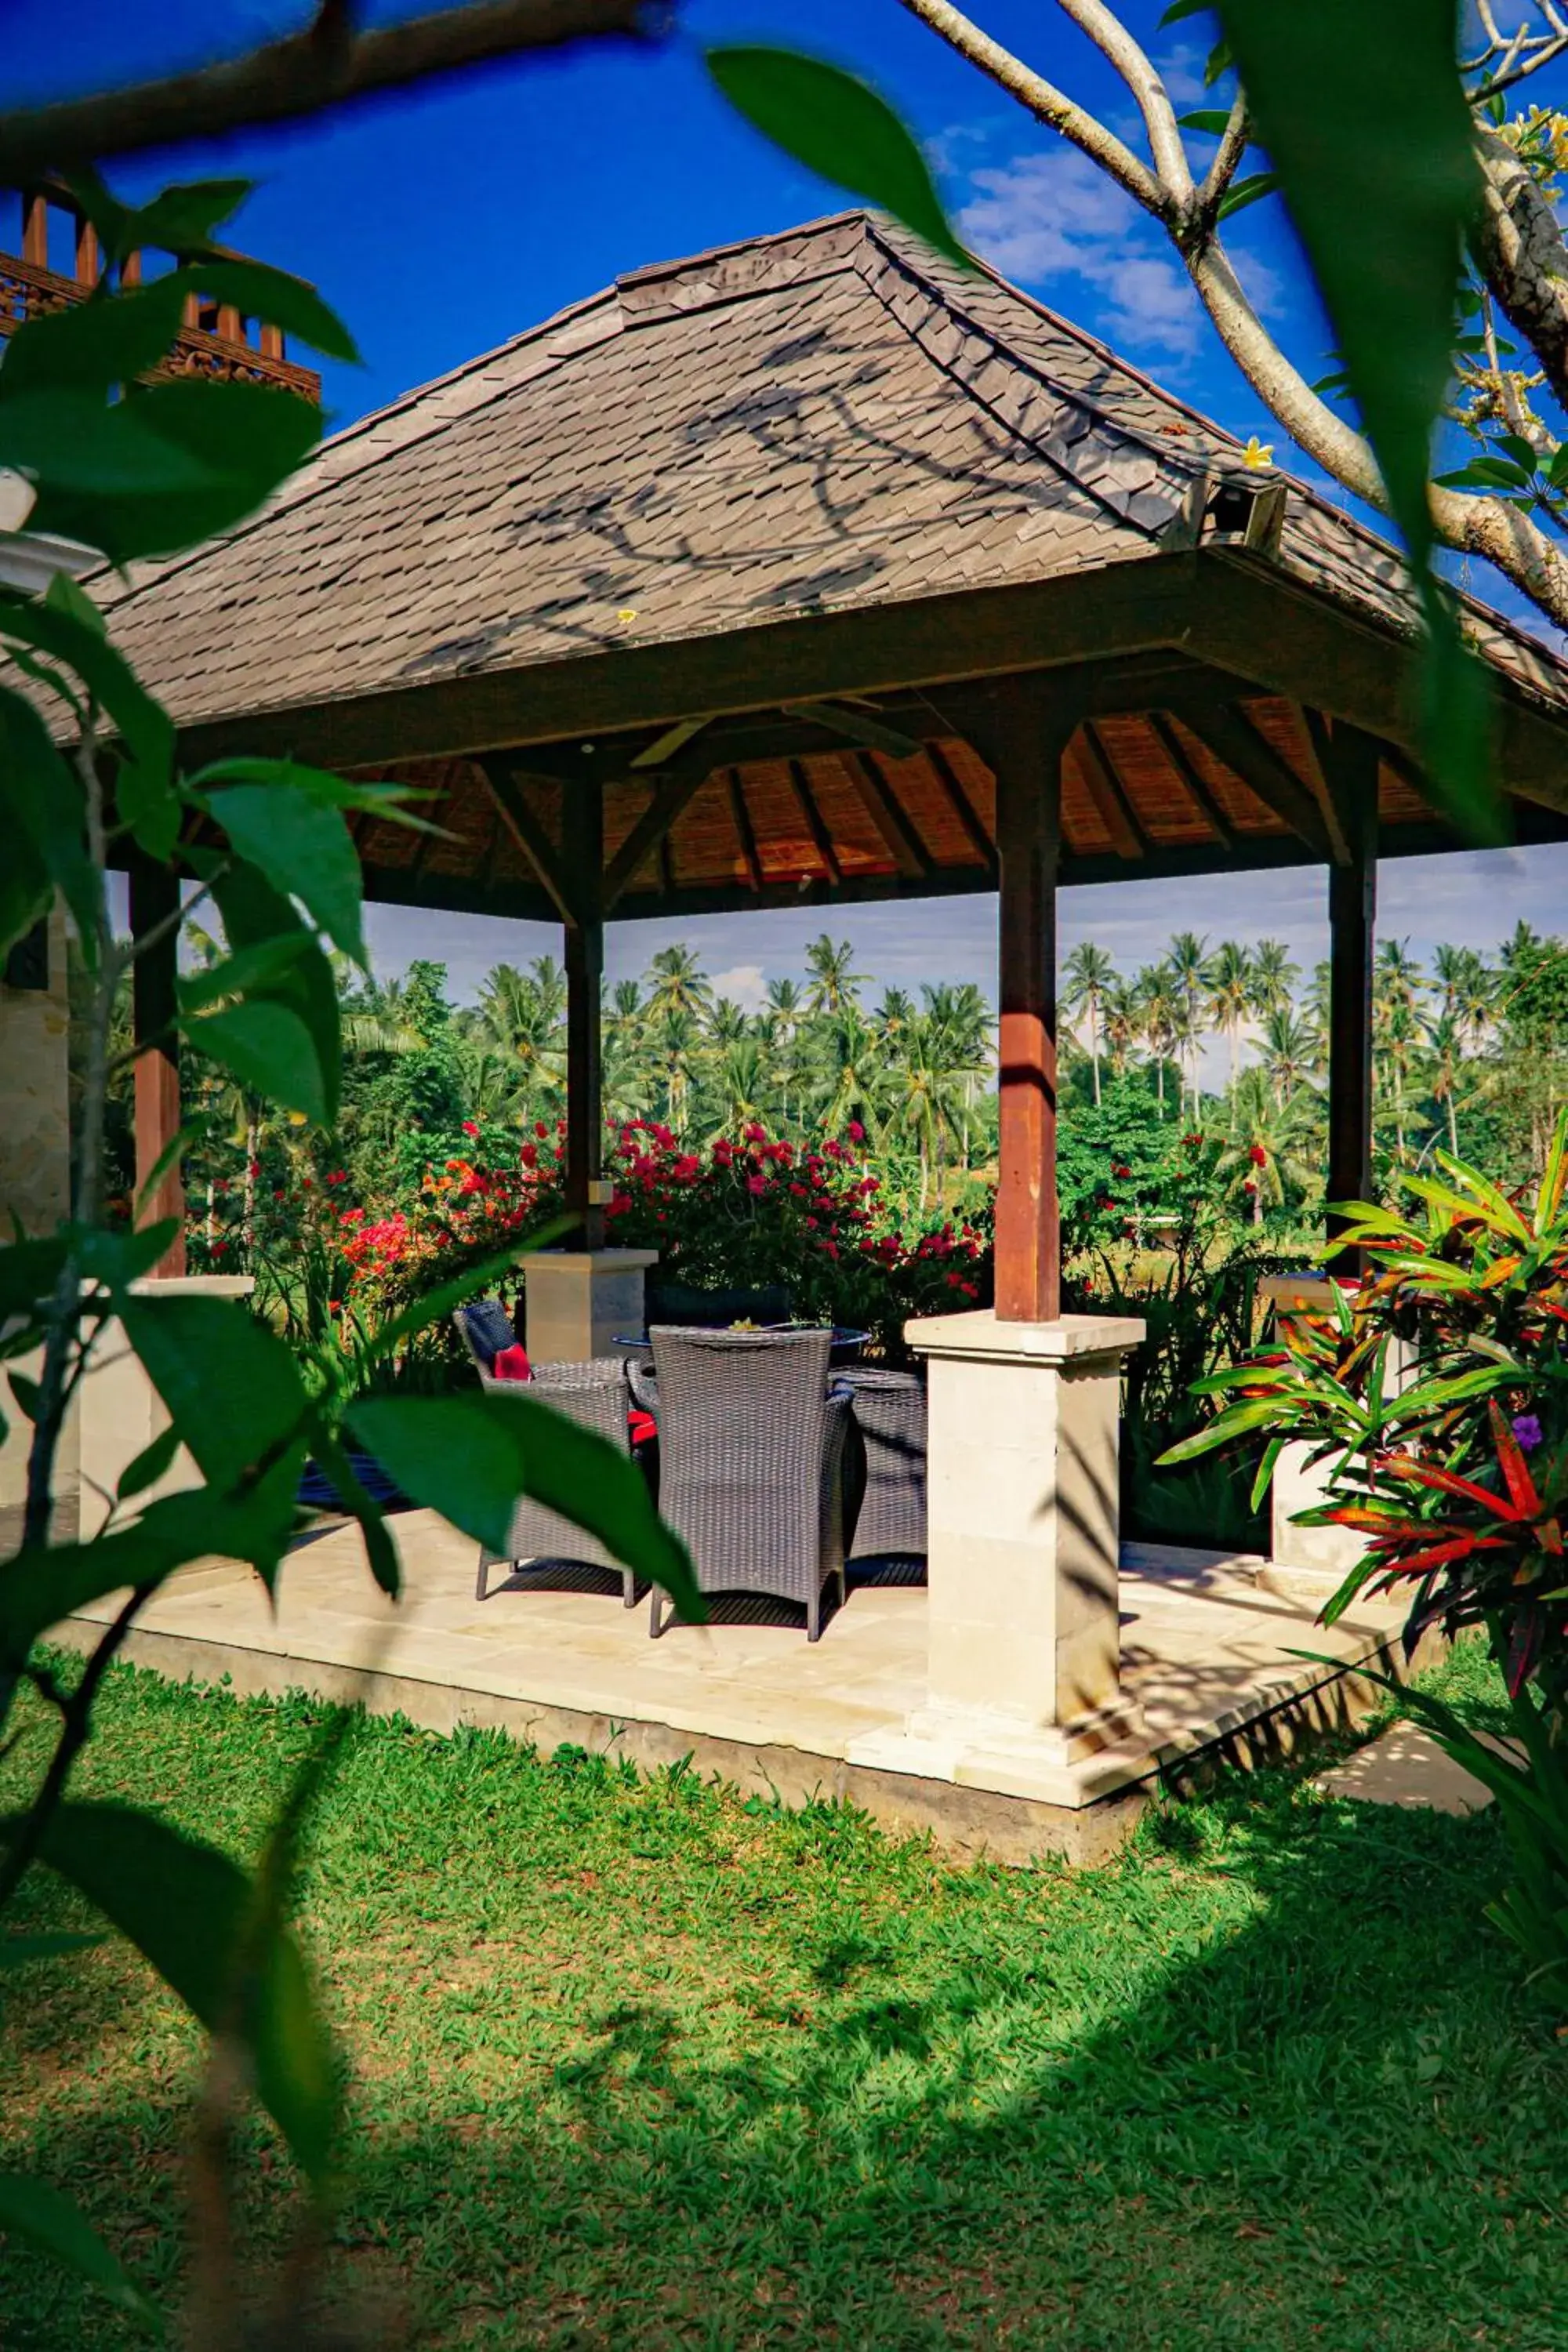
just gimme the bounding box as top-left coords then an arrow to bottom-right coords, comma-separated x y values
836,1367 -> 927,1565
473,1356 -> 641,1608
452,1298 -> 521,1381
645,1325 -> 852,1642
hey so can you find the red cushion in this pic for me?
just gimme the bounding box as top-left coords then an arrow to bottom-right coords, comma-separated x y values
492,1343 -> 532,1381
628,1409 -> 657,1445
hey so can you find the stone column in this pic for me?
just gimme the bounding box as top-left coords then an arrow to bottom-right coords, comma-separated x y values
76,1275 -> 256,1538
849,1309 -> 1145,1804
521,1250 -> 659,1365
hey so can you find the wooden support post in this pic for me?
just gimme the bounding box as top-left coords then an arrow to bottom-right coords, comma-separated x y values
561,776 -> 604,1250
21,189 -> 48,267
129,862 -> 186,1278
984,681 -> 1074,1323
1323,724 -> 1379,1232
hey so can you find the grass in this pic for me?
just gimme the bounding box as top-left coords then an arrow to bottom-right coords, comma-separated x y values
1,1641 -> 1564,2350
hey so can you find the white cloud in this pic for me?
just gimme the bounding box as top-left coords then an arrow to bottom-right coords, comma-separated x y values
709,962 -> 770,1011
956,147 -> 1203,360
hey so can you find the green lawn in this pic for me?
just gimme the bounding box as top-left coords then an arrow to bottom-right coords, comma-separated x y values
1,1642 -> 1563,2350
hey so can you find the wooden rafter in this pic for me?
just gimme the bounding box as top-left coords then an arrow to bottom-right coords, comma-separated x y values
477,757 -> 578,921
1167,699 -> 1330,858
842,749 -> 933,880
923,739 -> 997,878
1290,702 -> 1352,867
1075,720 -> 1149,860
728,768 -> 764,892
1145,712 -> 1236,850
601,757 -> 713,908
786,759 -> 844,885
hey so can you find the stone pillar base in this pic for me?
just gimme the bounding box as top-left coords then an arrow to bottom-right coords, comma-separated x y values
522,1250 -> 658,1366
898,1308 -> 1145,1744
78,1275 -> 255,1538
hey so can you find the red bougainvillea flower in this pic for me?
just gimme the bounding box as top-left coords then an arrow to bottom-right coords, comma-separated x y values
1249,1143 -> 1268,1168
328,1170 -> 348,1185
462,1120 -> 479,1138
848,1120 -> 866,1143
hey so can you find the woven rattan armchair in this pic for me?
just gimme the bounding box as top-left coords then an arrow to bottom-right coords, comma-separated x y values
474,1356 -> 641,1608
645,1325 -> 851,1642
836,1367 -> 927,1565
452,1297 -> 521,1381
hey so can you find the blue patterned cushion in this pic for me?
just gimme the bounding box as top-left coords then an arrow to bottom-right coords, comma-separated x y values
460,1297 -> 517,1370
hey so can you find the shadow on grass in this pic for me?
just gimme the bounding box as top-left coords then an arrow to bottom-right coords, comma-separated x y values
2,1683 -> 1563,2351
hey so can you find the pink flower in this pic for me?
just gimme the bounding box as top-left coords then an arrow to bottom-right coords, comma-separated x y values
747,1174 -> 767,1196
462,1120 -> 480,1138
848,1120 -> 865,1142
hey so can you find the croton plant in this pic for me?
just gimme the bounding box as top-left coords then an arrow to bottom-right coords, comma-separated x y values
1161,1112 -> 1568,1726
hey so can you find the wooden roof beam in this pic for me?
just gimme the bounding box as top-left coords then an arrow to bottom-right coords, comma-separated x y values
1165,699 -> 1330,858
785,759 -> 844,885
923,739 -> 997,879
728,768 -> 764,892
1290,702 -> 1353,866
602,756 -> 713,909
1075,720 -> 1149,860
477,757 -> 579,923
841,748 -> 935,880
1145,711 -> 1237,851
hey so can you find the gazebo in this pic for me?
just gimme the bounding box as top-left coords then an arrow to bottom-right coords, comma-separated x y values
85,209 -> 1568,1827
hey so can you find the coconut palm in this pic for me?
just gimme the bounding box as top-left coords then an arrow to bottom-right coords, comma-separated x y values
706,996 -> 750,1049
1260,1007 -> 1319,1110
813,1007 -> 887,1142
1063,941 -> 1116,1106
644,945 -> 713,1026
1217,1069 -> 1318,1226
1165,931 -> 1212,1119
1250,938 -> 1301,1020
1204,940 -> 1255,1110
1134,962 -> 1180,1113
804,935 -> 867,1018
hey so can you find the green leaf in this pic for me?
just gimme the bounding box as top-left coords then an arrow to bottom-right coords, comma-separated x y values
116,758 -> 183,862
186,999 -> 328,1127
0,590 -> 174,786
348,1393 -> 703,1621
706,47 -> 970,270
180,258 -> 359,365
61,169 -> 250,265
118,1293 -> 309,1505
205,783 -> 365,965
1178,108 -> 1234,132
0,2171 -> 160,2331
201,859 -> 341,1127
307,1425 -> 401,1599
0,684 -> 99,964
0,276 -> 189,400
20,1803 -> 338,2187
0,1484 -> 304,1664
1214,0 -> 1494,837
1160,0 -> 1213,20
178,935 -> 313,1015
1216,170 -> 1279,220
116,1424 -> 182,1501
1495,432 -> 1540,474
190,756 -> 443,836
8,1369 -> 41,1423
0,1236 -> 67,1325
27,379 -> 321,567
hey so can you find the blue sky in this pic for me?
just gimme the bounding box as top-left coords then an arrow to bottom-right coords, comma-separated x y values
28,0 -> 1568,1007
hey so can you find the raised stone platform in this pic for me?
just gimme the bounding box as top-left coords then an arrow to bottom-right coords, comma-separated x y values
53,1519 -> 1417,1866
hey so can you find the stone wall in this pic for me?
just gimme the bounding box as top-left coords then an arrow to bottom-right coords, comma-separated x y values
0,901 -> 70,1236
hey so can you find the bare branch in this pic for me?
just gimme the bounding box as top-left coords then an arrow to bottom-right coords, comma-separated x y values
1196,89 -> 1250,218
1473,127 -> 1568,416
894,0 -> 1165,215
1058,0 -> 1193,201
0,0 -> 655,181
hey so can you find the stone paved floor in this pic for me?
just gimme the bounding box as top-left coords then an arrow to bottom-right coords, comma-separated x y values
1314,1723 -> 1499,1814
56,1510 -> 1412,1811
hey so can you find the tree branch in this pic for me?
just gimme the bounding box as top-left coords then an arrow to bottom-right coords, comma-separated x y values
1472,127 -> 1568,423
1196,89 -> 1250,220
894,0 -> 1164,215
1057,0 -> 1193,202
0,0 -> 656,180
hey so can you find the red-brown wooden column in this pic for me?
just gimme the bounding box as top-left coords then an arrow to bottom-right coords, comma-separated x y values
561,775 -> 605,1251
989,681 -> 1076,1323
1323,724 -> 1379,1229
129,859 -> 186,1276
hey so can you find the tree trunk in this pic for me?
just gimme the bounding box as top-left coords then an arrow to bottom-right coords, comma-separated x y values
243,1115 -> 260,1252
1090,1000 -> 1101,1108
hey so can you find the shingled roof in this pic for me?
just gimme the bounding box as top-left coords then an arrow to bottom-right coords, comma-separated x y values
95,209 -> 1568,921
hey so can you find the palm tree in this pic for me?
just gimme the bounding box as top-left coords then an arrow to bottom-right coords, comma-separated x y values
472,960 -> 566,1115
886,1013 -> 967,1211
712,1039 -> 768,1140
1102,973 -> 1141,1080
765,976 -> 804,1031
1165,931 -> 1212,1120
1260,1007 -> 1319,1110
1218,1069 -> 1317,1226
1134,963 -> 1180,1113
874,985 -> 916,1047
706,996 -> 750,1049
1250,937 -> 1301,1020
1062,941 -> 1116,1106
649,1007 -> 700,1134
644,945 -> 713,1026
804,935 -> 866,1018
1205,940 -> 1255,1110
813,1007 -> 886,1142
1426,1011 -> 1471,1156
922,981 -> 990,1165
